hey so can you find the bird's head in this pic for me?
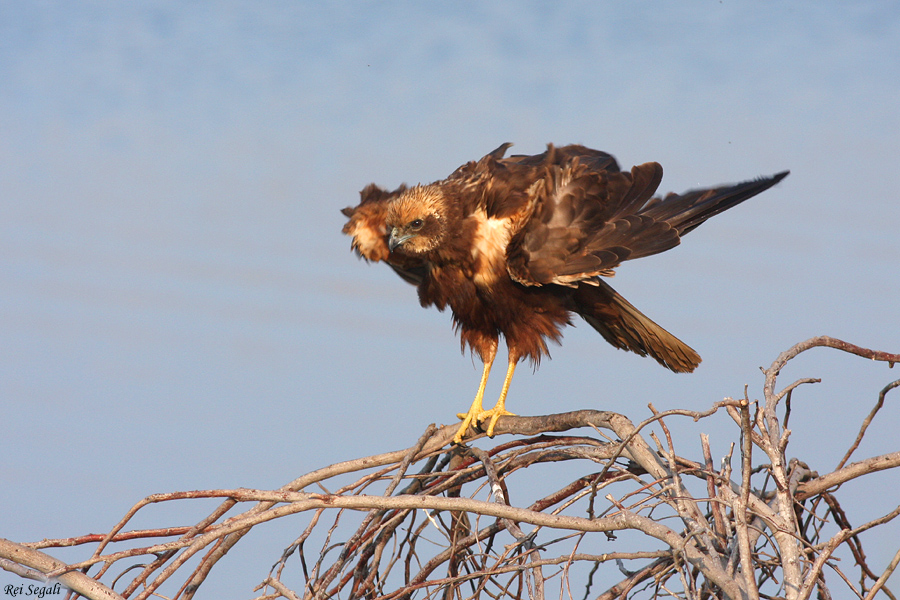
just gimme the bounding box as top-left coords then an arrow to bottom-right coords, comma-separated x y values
385,185 -> 449,255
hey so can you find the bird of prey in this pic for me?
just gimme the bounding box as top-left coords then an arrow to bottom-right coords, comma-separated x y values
342,143 -> 788,444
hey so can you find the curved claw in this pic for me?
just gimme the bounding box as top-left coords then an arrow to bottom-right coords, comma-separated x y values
477,406 -> 516,438
453,411 -> 478,444
453,404 -> 516,443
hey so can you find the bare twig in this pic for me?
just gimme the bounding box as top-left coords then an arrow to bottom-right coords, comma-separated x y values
4,337 -> 897,600
864,545 -> 900,600
796,451 -> 900,500
837,379 -> 900,470
735,398 -> 761,600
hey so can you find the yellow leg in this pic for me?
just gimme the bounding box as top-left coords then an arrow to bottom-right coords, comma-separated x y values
453,357 -> 493,444
477,359 -> 517,437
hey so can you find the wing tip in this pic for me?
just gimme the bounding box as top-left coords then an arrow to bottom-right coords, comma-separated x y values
772,170 -> 790,183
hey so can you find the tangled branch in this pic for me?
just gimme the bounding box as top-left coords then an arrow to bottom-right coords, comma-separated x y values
3,337 -> 899,600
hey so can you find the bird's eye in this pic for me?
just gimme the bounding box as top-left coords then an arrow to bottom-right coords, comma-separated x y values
409,219 -> 424,230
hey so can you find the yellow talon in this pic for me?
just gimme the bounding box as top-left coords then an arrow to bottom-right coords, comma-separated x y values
452,359 -> 517,443
453,359 -> 490,444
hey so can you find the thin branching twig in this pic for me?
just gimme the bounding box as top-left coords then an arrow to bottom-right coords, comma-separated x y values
3,337 -> 898,600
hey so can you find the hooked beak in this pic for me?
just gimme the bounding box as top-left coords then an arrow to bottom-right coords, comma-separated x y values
388,227 -> 415,252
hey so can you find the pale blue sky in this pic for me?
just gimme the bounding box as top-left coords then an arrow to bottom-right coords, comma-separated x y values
2,2 -> 899,596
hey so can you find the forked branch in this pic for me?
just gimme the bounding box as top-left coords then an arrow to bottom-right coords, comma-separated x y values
2,337 -> 898,600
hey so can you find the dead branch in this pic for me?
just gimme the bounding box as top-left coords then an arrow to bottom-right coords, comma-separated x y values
0,538 -> 123,600
2,337 -> 898,600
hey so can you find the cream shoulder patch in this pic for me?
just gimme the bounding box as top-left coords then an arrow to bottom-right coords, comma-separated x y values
470,209 -> 513,287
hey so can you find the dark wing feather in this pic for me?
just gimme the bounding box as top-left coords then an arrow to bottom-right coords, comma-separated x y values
507,160 -> 667,286
446,143 -> 625,223
509,158 -> 789,286
503,143 -> 622,173
640,170 -> 790,236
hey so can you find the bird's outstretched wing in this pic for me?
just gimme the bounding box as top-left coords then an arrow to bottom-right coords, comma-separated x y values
506,159 -> 665,286
507,155 -> 789,287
